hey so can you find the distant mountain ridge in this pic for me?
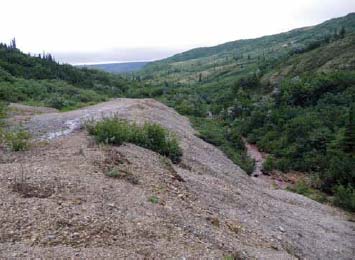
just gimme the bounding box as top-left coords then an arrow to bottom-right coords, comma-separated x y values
79,61 -> 149,74
140,12 -> 355,84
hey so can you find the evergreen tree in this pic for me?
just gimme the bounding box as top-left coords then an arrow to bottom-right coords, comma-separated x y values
10,38 -> 16,49
339,26 -> 346,39
343,105 -> 355,154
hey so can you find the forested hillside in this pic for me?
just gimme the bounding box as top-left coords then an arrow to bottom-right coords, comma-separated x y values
134,13 -> 355,210
0,40 -> 137,110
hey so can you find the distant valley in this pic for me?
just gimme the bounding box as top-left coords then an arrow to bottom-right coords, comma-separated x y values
78,61 -> 149,73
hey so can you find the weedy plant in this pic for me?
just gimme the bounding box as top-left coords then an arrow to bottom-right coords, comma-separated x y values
149,195 -> 159,204
87,118 -> 182,163
5,129 -> 31,151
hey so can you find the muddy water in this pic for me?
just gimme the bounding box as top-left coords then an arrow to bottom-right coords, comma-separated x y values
243,138 -> 266,177
243,138 -> 292,189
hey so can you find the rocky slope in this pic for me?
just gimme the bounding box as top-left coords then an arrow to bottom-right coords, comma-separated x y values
0,99 -> 354,259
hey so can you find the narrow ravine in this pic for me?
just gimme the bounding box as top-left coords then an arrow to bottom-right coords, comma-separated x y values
243,138 -> 300,189
243,138 -> 266,177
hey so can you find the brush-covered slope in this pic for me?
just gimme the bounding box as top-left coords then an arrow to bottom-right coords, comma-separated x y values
0,43 -> 138,110
140,13 -> 355,85
134,13 -> 355,211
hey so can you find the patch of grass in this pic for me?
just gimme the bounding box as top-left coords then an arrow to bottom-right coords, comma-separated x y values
87,119 -> 182,163
148,195 -> 159,204
5,129 -> 31,151
288,180 -> 328,203
104,166 -> 139,185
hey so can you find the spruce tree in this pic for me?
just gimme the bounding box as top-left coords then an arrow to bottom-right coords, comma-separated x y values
339,26 -> 346,39
343,105 -> 355,154
10,38 -> 16,49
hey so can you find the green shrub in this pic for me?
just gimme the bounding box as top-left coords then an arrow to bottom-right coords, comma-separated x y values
0,102 -> 6,120
333,185 -> 355,212
191,117 -> 255,174
87,119 -> 182,163
263,156 -> 275,172
292,180 -> 312,196
5,129 -> 31,151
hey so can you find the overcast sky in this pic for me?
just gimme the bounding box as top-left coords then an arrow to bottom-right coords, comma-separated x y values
1,0 -> 354,64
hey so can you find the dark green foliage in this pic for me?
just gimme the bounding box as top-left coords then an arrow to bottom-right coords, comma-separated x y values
342,105 -> 355,154
262,156 -> 275,173
191,117 -> 255,175
235,73 -> 355,188
0,101 -> 6,120
87,119 -> 182,163
333,185 -> 355,212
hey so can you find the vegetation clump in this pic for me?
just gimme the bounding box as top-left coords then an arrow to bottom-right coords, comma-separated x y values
148,195 -> 159,204
5,129 -> 31,151
333,185 -> 355,212
0,102 -> 31,152
191,117 -> 255,174
87,119 -> 182,163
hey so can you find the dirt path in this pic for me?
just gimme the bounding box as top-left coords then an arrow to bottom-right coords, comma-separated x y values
1,99 -> 354,259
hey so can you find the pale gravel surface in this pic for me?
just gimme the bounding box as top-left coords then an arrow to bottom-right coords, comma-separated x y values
0,98 -> 354,259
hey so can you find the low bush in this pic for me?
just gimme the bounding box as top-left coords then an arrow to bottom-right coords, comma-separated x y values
333,185 -> 355,212
288,180 -> 328,203
0,102 -> 6,142
191,117 -> 255,174
5,129 -> 31,151
262,156 -> 275,173
87,119 -> 182,163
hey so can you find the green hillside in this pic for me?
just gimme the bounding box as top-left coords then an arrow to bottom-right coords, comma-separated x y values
140,13 -> 355,85
135,13 -> 355,210
0,41 -> 137,110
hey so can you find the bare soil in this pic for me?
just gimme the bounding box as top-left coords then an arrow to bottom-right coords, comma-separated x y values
0,99 -> 354,259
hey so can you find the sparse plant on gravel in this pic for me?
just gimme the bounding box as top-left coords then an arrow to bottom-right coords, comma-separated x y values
148,195 -> 159,204
105,168 -> 121,178
87,119 -> 182,163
